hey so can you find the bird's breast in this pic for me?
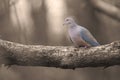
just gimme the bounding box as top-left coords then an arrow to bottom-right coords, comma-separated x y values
68,28 -> 90,47
69,28 -> 82,43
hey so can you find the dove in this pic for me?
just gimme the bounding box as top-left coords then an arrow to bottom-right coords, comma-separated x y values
63,17 -> 100,48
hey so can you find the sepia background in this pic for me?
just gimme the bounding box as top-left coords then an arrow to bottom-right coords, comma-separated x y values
0,0 -> 120,80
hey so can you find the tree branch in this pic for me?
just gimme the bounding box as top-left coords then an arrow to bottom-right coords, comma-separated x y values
0,39 -> 120,69
90,0 -> 120,21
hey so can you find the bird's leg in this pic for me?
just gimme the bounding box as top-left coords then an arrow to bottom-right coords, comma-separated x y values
73,45 -> 90,51
78,45 -> 90,48
78,45 -> 89,48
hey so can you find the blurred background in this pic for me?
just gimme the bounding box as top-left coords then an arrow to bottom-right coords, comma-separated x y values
0,0 -> 120,80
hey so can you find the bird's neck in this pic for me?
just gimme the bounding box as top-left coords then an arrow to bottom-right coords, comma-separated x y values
69,23 -> 78,28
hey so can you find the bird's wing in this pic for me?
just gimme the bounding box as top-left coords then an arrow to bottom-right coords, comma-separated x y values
80,28 -> 100,46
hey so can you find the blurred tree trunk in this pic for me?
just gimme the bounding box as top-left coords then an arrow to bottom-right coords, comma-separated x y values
44,0 -> 67,45
10,0 -> 35,44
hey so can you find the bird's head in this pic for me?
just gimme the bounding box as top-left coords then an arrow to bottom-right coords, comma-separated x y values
63,17 -> 76,26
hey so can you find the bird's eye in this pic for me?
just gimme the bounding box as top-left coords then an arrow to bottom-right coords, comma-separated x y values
66,19 -> 69,21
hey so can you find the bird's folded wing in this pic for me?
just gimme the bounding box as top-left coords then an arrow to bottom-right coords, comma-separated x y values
80,29 -> 100,46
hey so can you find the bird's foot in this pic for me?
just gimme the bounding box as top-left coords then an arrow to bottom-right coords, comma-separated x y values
78,45 -> 90,49
73,46 -> 90,51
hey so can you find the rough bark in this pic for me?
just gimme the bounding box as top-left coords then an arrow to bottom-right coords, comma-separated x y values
90,0 -> 120,21
0,39 -> 120,69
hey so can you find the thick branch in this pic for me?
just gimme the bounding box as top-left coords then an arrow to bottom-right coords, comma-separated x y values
90,0 -> 120,21
0,39 -> 120,69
